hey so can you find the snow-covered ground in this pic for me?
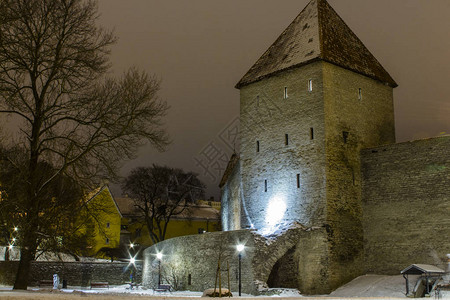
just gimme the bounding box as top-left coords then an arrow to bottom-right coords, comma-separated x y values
0,274 -> 449,299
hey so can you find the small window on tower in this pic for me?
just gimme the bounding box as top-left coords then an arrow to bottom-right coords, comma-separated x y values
256,141 -> 260,152
296,174 -> 300,188
284,87 -> 288,99
308,80 -> 313,92
105,238 -> 109,244
343,131 -> 349,143
285,134 -> 289,145
310,128 -> 314,140
358,88 -> 362,100
106,222 -> 110,228
264,180 -> 267,192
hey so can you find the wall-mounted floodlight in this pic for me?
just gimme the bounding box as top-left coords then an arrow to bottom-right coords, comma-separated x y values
156,252 -> 163,260
13,227 -> 18,231
130,243 -> 134,248
266,196 -> 286,227
129,256 -> 136,265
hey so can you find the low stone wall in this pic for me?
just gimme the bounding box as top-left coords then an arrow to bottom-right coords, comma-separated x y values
0,261 -> 142,287
142,226 -> 329,295
143,230 -> 255,294
361,136 -> 450,274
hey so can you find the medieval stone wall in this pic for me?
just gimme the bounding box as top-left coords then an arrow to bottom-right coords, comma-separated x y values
322,62 -> 395,289
361,136 -> 450,274
141,227 -> 330,295
0,261 -> 141,286
142,230 -> 257,294
220,161 -> 241,231
239,61 -> 327,231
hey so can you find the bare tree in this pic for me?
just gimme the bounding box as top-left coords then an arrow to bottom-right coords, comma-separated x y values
0,0 -> 168,289
122,165 -> 205,245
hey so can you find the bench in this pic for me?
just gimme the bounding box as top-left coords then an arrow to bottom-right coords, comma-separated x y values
155,284 -> 171,292
90,282 -> 109,289
128,282 -> 140,290
38,280 -> 53,287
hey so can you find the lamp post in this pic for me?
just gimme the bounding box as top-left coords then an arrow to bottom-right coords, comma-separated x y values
156,252 -> 163,286
236,244 -> 244,296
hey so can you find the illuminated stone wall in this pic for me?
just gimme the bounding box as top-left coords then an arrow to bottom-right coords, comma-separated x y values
322,62 -> 395,288
239,61 -> 327,232
362,136 -> 450,274
237,59 -> 395,290
142,227 -> 330,294
220,160 -> 241,231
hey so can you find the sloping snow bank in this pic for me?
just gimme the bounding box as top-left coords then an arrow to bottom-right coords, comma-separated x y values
330,274 -> 408,298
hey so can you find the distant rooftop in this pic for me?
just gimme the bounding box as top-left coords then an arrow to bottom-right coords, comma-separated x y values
115,197 -> 219,221
236,0 -> 397,89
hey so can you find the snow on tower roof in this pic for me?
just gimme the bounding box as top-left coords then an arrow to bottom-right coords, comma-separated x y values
236,0 -> 397,89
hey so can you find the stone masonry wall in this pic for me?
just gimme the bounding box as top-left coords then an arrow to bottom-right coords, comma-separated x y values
0,261 -> 141,287
322,62 -> 395,289
362,136 -> 450,274
221,160 -> 241,231
239,61 -> 327,231
142,227 -> 328,295
142,230 -> 257,294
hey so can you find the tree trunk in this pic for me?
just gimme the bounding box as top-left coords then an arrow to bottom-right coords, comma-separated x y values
4,247 -> 10,261
13,209 -> 38,290
13,246 -> 34,289
13,120 -> 41,290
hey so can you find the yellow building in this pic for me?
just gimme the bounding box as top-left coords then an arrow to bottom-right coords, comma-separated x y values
115,197 -> 221,248
82,186 -> 122,256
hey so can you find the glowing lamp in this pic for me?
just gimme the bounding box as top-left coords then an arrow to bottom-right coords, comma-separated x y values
129,257 -> 136,265
236,243 -> 245,296
8,245 -> 13,250
156,252 -> 163,285
14,227 -> 18,231
130,243 -> 134,248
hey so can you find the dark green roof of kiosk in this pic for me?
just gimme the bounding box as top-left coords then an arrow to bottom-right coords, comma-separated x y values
236,0 -> 397,89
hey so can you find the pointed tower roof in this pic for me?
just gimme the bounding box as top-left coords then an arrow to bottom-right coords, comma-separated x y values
236,0 -> 397,88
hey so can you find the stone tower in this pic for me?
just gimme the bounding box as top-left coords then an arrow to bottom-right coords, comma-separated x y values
221,0 -> 397,291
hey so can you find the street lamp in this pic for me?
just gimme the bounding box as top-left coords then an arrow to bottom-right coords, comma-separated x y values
156,252 -> 163,286
236,244 -> 244,296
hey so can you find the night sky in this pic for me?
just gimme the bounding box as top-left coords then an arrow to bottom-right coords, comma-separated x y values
97,0 -> 450,200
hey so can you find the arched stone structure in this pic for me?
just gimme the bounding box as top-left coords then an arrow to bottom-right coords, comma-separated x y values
142,225 -> 329,294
